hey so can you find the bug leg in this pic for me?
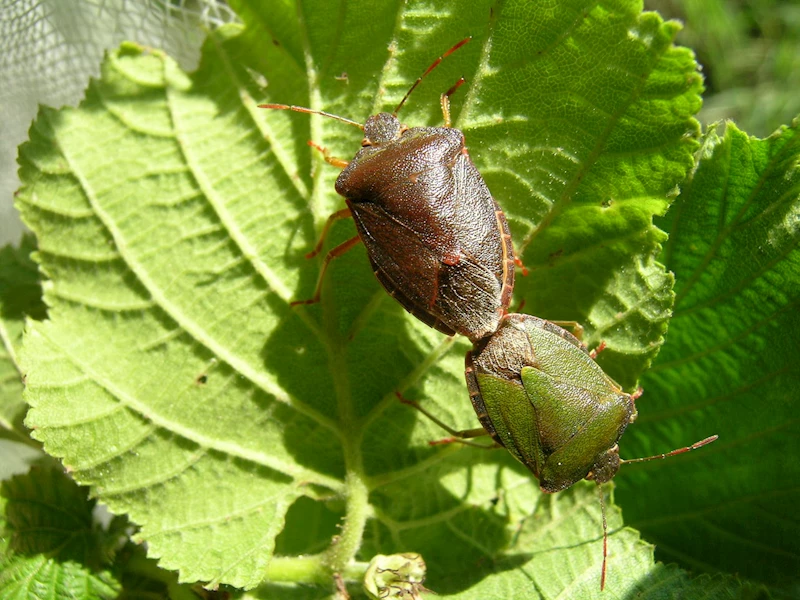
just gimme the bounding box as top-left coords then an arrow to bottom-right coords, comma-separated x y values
440,94 -> 452,128
396,392 -> 490,444
439,77 -> 467,127
394,37 -> 471,114
514,256 -> 529,276
428,436 -> 502,449
291,235 -> 361,306
589,340 -> 607,359
307,140 -> 349,168
305,208 -> 353,259
550,320 -> 585,341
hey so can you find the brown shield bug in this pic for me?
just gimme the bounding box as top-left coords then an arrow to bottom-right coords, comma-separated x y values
260,38 -> 517,342
401,312 -> 718,589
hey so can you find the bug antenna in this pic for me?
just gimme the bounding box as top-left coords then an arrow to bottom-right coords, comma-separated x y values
621,435 -> 719,465
393,36 -> 472,115
597,484 -> 608,591
259,104 -> 364,130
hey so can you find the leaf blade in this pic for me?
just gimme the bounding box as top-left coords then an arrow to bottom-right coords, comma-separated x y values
14,1 -> 754,595
617,121 -> 800,595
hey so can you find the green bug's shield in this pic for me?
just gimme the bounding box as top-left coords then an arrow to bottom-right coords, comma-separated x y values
468,314 -> 637,493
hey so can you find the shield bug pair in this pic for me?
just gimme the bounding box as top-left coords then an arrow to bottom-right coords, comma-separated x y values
402,313 -> 717,589
260,38 -> 517,342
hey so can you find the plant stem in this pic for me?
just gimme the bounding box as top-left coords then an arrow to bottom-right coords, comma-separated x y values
266,556 -> 332,585
314,278 -> 372,581
324,468 -> 371,572
265,556 -> 371,585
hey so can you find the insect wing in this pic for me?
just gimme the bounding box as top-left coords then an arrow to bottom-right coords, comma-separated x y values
520,319 -> 617,396
350,201 -> 454,333
450,152 -> 512,284
443,152 -> 514,339
436,255 -> 508,338
520,366 -> 630,492
472,371 -> 544,477
351,201 -> 503,337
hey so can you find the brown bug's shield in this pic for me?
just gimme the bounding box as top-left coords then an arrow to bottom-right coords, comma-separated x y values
261,38 -> 515,342
337,125 -> 514,342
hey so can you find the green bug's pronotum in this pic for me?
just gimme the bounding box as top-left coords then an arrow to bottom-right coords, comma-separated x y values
402,312 -> 717,589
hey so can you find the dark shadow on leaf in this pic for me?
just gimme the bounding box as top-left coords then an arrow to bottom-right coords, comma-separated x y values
2,467 -> 111,571
365,447 -> 542,595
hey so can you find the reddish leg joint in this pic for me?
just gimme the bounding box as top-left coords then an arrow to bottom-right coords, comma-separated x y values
590,341 -> 607,360
308,140 -> 349,169
291,235 -> 361,306
514,257 -> 529,276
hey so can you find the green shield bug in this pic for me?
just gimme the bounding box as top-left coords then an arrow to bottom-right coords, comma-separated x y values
465,313 -> 641,493
260,39 -> 517,342
403,312 -> 717,589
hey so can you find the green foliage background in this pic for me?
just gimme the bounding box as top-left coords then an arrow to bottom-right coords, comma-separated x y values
647,0 -> 800,137
1,0 -> 798,599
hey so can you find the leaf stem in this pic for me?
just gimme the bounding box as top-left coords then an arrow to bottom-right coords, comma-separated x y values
266,556 -> 370,585
318,295 -> 372,579
323,469 -> 371,573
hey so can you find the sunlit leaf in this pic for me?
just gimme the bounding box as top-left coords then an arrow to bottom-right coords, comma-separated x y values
14,0 -> 767,596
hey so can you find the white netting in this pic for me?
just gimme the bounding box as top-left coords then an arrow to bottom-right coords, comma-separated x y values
0,0 -> 239,245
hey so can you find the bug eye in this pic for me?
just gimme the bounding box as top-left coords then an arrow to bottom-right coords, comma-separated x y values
361,138 -> 372,147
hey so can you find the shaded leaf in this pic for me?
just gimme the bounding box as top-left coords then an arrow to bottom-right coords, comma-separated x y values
617,121 -> 800,597
0,555 -> 120,600
0,468 -> 120,600
4,467 -> 103,566
0,234 -> 44,436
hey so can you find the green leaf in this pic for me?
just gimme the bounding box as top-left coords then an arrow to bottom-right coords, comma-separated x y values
617,121 -> 800,597
0,234 -> 44,437
0,468 -> 120,600
0,556 -> 120,600
363,469 -> 743,599
3,467 -> 102,566
13,0 -> 745,596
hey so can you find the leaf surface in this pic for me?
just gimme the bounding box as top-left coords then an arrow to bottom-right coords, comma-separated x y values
617,121 -> 800,598
14,0 -> 760,596
0,235 -> 43,436
0,468 -> 120,600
